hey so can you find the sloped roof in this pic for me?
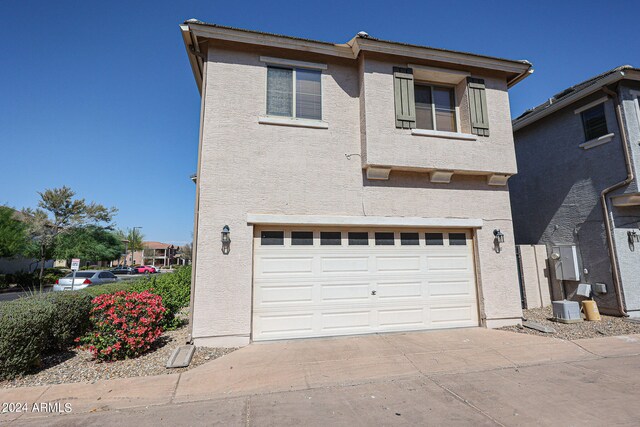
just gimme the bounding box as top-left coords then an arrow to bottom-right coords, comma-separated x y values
143,241 -> 175,250
513,65 -> 639,129
183,19 -> 532,67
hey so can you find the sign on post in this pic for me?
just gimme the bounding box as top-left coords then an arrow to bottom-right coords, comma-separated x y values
70,259 -> 80,291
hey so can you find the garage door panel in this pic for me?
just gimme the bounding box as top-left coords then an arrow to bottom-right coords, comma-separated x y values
429,280 -> 474,297
378,308 -> 425,328
258,285 -> 314,305
376,256 -> 421,272
259,257 -> 314,275
430,305 -> 476,324
320,256 -> 369,273
426,255 -> 470,272
376,281 -> 423,299
257,313 -> 314,337
253,227 -> 479,341
321,283 -> 370,302
321,311 -> 371,331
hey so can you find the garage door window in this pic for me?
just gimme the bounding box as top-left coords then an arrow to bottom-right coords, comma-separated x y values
261,231 -> 284,246
375,232 -> 395,245
449,233 -> 467,246
425,233 -> 444,246
400,233 -> 419,245
291,231 -> 313,246
348,232 -> 369,245
320,232 -> 342,245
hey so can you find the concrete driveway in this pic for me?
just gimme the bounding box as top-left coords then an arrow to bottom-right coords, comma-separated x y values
4,328 -> 640,425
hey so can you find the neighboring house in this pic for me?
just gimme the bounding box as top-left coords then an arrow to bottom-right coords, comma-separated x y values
180,21 -> 533,347
510,66 -> 640,317
120,241 -> 181,268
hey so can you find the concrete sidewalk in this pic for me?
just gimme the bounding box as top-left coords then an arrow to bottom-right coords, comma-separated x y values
3,328 -> 640,425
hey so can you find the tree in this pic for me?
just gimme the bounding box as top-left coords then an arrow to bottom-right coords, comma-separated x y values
0,206 -> 29,258
181,242 -> 192,263
115,227 -> 145,265
55,227 -> 124,262
23,186 -> 117,291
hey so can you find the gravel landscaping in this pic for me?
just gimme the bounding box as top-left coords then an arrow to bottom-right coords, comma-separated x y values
0,313 -> 236,389
500,306 -> 640,340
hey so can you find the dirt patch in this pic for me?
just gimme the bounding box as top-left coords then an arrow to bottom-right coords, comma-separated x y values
500,306 -> 640,340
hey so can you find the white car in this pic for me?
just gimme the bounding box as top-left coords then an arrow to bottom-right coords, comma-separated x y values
53,271 -> 119,291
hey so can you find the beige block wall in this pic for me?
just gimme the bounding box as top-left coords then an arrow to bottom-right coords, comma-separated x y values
192,45 -> 522,346
518,244 -> 552,309
361,58 -> 518,175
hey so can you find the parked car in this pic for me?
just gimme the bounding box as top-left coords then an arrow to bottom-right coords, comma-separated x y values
53,271 -> 119,291
145,265 -> 160,272
133,265 -> 156,274
110,266 -> 136,275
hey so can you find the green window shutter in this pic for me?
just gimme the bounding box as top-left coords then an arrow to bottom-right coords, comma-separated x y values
468,77 -> 490,137
393,67 -> 416,129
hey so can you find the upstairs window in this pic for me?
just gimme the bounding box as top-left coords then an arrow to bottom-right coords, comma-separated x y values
415,84 -> 456,132
581,103 -> 608,141
267,66 -> 322,120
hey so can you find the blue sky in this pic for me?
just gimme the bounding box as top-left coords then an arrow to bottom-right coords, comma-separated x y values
1,0 -> 638,245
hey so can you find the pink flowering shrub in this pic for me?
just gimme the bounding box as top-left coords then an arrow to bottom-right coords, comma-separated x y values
76,290 -> 166,361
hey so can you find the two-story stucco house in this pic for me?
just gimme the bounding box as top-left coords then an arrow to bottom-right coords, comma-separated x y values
511,66 -> 640,318
179,20 -> 533,347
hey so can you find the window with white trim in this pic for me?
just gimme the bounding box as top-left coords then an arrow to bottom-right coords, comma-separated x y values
414,83 -> 457,132
267,66 -> 322,120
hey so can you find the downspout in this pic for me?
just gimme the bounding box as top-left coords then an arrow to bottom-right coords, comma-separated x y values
600,86 -> 633,316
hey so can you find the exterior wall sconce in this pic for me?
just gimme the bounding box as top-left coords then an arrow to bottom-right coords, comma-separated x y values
493,229 -> 505,253
221,225 -> 231,255
628,230 -> 639,251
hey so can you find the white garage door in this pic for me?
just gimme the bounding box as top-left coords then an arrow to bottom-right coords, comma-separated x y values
252,227 -> 479,341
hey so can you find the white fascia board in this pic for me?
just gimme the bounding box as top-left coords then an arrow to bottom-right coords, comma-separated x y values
180,25 -> 203,93
246,214 -> 483,228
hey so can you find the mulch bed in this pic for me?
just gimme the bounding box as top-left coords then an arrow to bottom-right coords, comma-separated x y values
0,315 -> 236,389
500,306 -> 640,340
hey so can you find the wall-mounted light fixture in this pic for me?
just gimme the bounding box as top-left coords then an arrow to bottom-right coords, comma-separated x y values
628,230 -> 639,251
221,225 -> 231,255
493,229 -> 505,253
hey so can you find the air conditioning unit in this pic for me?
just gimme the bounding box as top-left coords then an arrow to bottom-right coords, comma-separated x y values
552,300 -> 582,323
550,245 -> 580,281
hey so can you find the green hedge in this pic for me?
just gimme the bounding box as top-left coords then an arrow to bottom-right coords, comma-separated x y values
42,292 -> 93,351
0,298 -> 55,379
129,266 -> 191,329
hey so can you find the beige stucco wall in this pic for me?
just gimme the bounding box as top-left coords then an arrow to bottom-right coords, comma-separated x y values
192,45 -> 522,347
361,57 -> 518,175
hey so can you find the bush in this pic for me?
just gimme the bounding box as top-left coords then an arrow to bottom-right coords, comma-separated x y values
0,274 -> 7,290
4,271 -> 38,288
0,298 -> 55,379
129,266 -> 191,329
82,282 -> 133,298
76,290 -> 166,361
41,292 -> 93,351
41,268 -> 68,285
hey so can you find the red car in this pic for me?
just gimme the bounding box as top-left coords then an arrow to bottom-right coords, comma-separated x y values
133,265 -> 157,274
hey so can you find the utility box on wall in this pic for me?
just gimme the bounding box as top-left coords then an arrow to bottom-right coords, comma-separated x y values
551,245 -> 580,281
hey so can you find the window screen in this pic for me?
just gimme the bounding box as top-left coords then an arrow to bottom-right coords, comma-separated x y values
266,67 -> 293,117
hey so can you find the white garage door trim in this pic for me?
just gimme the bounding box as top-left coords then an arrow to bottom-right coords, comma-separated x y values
252,227 -> 479,341
247,213 -> 483,228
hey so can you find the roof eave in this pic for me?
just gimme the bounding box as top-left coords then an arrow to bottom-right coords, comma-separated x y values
513,69 -> 640,131
352,38 -> 533,80
180,24 -> 204,93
